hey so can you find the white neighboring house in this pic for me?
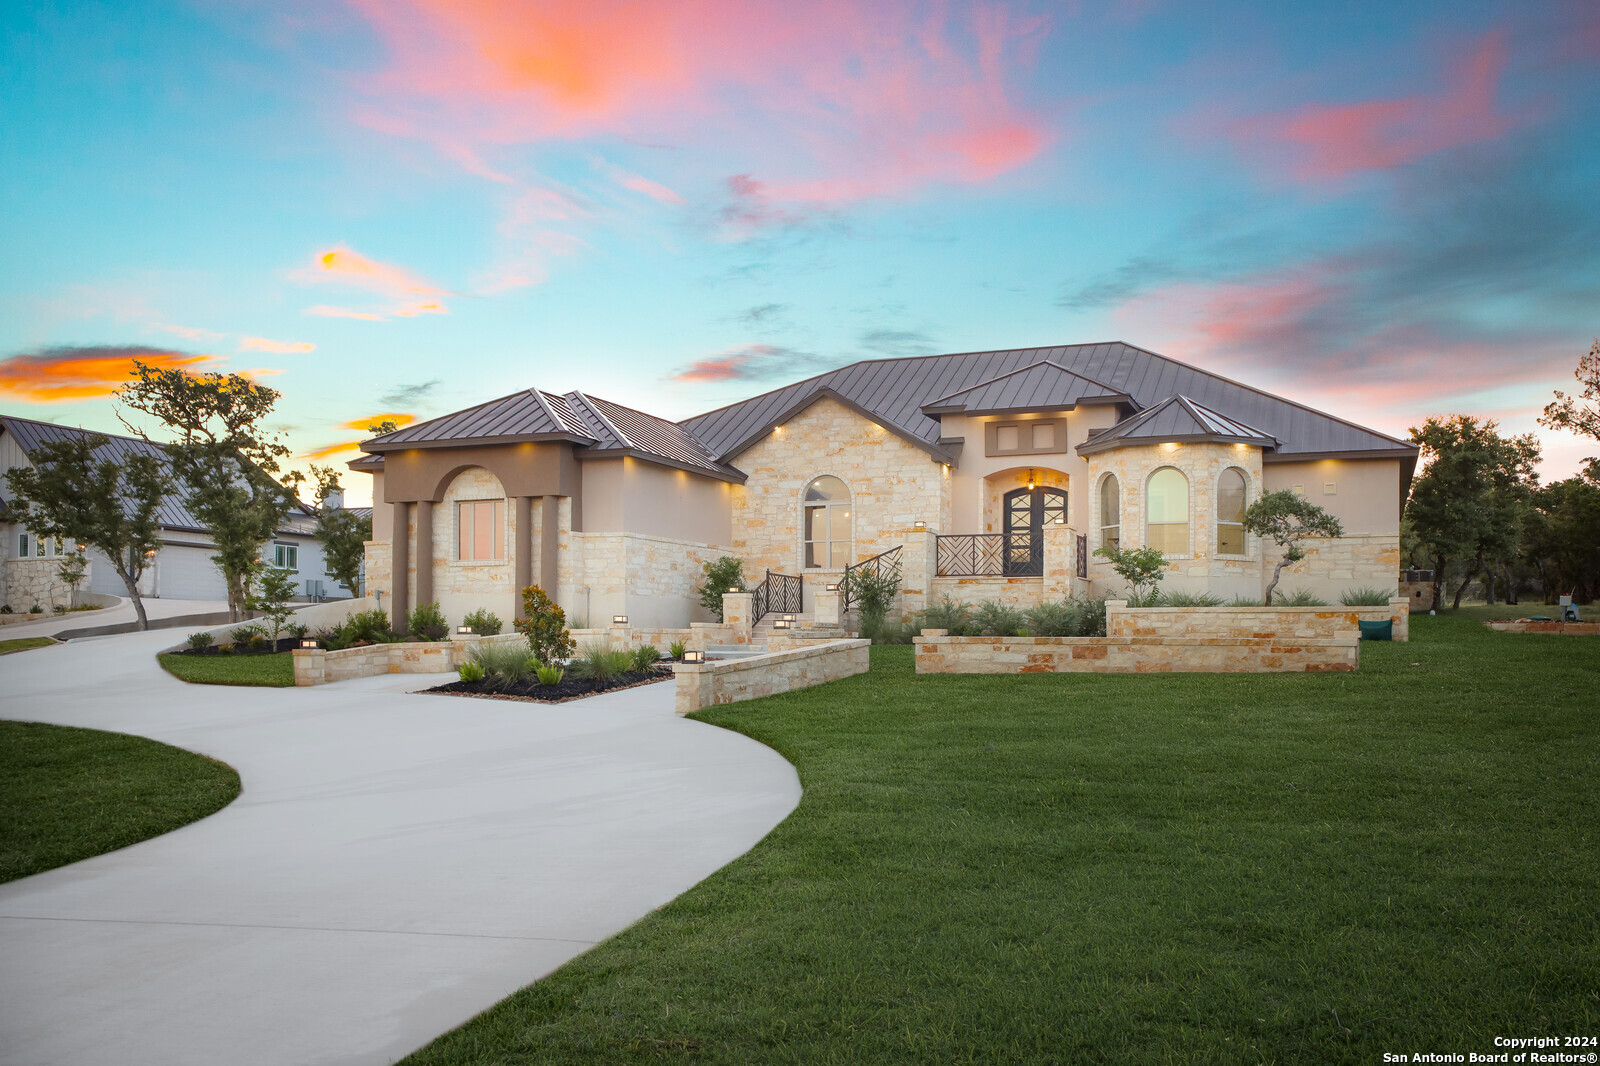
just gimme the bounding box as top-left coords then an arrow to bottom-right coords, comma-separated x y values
0,415 -> 357,611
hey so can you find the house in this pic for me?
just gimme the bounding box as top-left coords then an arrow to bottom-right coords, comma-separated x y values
0,415 -> 355,610
350,341 -> 1417,629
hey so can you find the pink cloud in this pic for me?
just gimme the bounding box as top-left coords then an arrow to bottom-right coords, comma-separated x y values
344,0 -> 1051,208
1229,31 -> 1515,181
305,304 -> 387,321
238,336 -> 316,354
293,245 -> 453,318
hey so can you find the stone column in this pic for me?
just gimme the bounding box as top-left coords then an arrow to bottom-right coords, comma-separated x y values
722,591 -> 754,644
813,588 -> 841,626
414,499 -> 434,610
391,500 -> 410,626
539,496 -> 560,594
1043,522 -> 1077,598
895,528 -> 939,618
514,496 -> 534,595
1388,596 -> 1411,643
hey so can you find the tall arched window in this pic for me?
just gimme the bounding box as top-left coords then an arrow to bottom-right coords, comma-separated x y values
803,476 -> 852,568
1099,474 -> 1120,551
1146,468 -> 1189,554
1216,468 -> 1248,555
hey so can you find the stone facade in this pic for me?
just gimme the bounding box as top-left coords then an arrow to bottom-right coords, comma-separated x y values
1261,534 -> 1400,604
1107,598 -> 1410,642
426,467 -> 518,627
293,631 -> 528,686
562,530 -> 725,629
674,638 -> 872,715
731,396 -> 949,599
1,556 -> 85,612
913,633 -> 1358,674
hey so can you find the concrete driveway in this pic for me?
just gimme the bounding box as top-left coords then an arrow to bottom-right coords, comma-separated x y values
0,630 -> 801,1066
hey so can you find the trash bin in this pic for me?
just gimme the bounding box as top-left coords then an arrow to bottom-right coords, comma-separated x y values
1358,619 -> 1393,641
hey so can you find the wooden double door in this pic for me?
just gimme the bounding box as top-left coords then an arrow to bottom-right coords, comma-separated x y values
1003,486 -> 1066,575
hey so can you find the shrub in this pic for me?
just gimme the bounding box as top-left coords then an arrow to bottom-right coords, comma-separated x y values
186,631 -> 214,651
1024,599 -> 1078,637
570,642 -> 632,681
248,633 -> 269,652
972,600 -> 1026,636
1340,586 -> 1396,606
0,604 -> 10,613
515,585 -> 576,664
216,642 -> 235,655
1227,596 -> 1264,607
407,601 -> 449,641
843,558 -> 902,635
471,643 -> 533,690
1076,597 -> 1109,637
1159,591 -> 1224,607
631,645 -> 661,671
1278,588 -> 1330,607
53,604 -> 67,614
1093,544 -> 1168,605
313,625 -> 349,651
698,557 -> 747,621
669,640 -> 688,660
30,603 -> 43,614
461,608 -> 503,636
862,617 -> 915,644
344,608 -> 395,645
457,661 -> 485,683
535,662 -> 565,686
919,596 -> 973,635
232,623 -> 265,644
284,622 -> 308,640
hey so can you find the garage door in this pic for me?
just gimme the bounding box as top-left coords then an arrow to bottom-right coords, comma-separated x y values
155,544 -> 228,601
87,549 -> 130,596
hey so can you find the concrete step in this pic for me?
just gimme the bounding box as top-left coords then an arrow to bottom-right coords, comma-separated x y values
703,644 -> 770,660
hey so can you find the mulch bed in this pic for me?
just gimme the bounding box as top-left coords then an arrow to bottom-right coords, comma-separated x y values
175,638 -> 304,655
421,666 -> 675,704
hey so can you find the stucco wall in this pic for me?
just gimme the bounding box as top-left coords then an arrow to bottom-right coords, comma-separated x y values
369,471 -> 391,541
945,406 -> 1120,535
1263,458 -> 1402,534
730,395 -> 949,581
580,456 -> 733,544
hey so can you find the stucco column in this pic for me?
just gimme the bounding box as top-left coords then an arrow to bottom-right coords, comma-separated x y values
538,495 -> 560,594
414,499 -> 434,610
391,500 -> 410,626
514,495 -> 534,596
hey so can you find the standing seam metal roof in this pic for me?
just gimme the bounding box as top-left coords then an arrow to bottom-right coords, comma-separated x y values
1077,395 -> 1280,454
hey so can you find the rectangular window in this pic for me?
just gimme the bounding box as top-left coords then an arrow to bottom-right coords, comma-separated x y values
1031,423 -> 1055,449
985,418 -> 1067,457
17,532 -> 30,558
457,500 -> 505,561
18,534 -> 64,557
996,425 -> 1020,451
272,543 -> 299,571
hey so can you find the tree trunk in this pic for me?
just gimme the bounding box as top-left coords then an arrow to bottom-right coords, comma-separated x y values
113,559 -> 149,631
1431,555 -> 1448,612
1501,563 -> 1519,606
1264,557 -> 1292,606
225,568 -> 248,622
1483,567 -> 1497,605
1452,552 -> 1485,610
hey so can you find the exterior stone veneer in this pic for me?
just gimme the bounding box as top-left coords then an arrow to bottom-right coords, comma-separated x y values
1,556 -> 85,611
674,638 -> 871,714
914,634 -> 1358,674
1107,597 -> 1410,642
731,395 -> 949,594
562,530 -> 725,630
293,631 -> 528,686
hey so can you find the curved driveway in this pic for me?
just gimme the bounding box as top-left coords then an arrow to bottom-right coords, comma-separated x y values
0,631 -> 800,1066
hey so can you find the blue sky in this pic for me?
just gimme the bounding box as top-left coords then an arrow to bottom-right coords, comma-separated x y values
3,0 -> 1596,503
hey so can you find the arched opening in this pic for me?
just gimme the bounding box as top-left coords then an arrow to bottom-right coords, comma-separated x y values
1099,474 -> 1120,552
1146,468 -> 1189,554
803,475 -> 852,569
1002,485 -> 1066,575
1217,468 -> 1248,555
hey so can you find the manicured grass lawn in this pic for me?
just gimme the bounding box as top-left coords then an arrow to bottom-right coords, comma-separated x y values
0,721 -> 240,883
405,614 -> 1598,1065
0,637 -> 56,655
158,651 -> 294,687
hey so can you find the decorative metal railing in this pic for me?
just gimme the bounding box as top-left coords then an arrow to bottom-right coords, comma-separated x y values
751,569 -> 802,625
1076,534 -> 1089,579
935,533 -> 1050,577
841,546 -> 903,611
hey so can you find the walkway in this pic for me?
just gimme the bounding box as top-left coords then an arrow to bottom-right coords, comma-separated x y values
0,630 -> 801,1065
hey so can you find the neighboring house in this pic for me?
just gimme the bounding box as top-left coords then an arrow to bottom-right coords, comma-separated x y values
0,415 -> 355,610
351,341 -> 1418,629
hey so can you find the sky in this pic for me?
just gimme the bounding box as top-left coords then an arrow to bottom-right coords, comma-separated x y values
3,0 -> 1597,506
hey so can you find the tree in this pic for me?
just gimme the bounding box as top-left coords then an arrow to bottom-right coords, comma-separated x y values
246,562 -> 298,644
1241,490 -> 1344,606
1093,543 -> 1167,605
516,584 -> 575,664
1540,338 -> 1600,444
120,361 -> 303,622
56,547 -> 89,609
1523,464 -> 1600,604
308,465 -> 371,597
841,555 -> 902,641
3,433 -> 169,629
1405,416 -> 1540,609
697,556 -> 747,622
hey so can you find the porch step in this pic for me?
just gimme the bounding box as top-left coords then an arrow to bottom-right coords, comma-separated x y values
703,644 -> 770,660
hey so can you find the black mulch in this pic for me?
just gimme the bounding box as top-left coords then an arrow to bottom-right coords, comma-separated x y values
422,667 -> 675,704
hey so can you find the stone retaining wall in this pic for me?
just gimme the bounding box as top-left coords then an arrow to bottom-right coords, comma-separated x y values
914,633 -> 1358,674
1484,620 -> 1598,635
567,623 -> 736,652
674,639 -> 871,715
1106,597 -> 1409,642
293,632 -> 526,686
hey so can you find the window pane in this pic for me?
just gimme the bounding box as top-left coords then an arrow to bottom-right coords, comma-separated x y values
804,505 -> 824,544
1147,469 -> 1188,524
1218,469 -> 1247,524
1100,476 -> 1119,525
805,542 -> 823,568
830,541 -> 849,568
997,425 -> 1019,451
1031,423 -> 1055,449
1149,522 -> 1187,554
472,501 -> 492,560
832,506 -> 850,545
492,500 -> 504,560
804,476 -> 848,502
1217,522 -> 1245,555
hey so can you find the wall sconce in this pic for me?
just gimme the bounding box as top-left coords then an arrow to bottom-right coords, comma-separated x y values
299,638 -> 320,650
1054,516 -> 1066,525
1026,469 -> 1037,490
825,582 -> 840,592
456,625 -> 474,635
913,520 -> 926,529
682,650 -> 705,663
612,615 -> 629,626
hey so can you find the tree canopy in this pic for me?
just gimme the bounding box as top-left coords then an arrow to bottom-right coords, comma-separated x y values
1540,338 -> 1600,445
1241,490 -> 1345,606
309,465 -> 371,596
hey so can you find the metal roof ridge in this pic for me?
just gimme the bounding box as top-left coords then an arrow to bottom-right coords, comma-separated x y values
570,390 -> 633,448
921,358 -> 1127,408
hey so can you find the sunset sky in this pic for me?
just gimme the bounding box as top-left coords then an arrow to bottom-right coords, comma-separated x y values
3,0 -> 1597,504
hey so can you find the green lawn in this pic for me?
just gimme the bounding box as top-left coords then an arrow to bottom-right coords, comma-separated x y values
405,613 -> 1598,1065
0,637 -> 56,655
0,721 -> 241,883
158,651 -> 295,687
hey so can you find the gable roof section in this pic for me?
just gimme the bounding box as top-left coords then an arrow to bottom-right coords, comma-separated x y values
0,414 -> 313,534
921,360 -> 1131,416
566,392 -> 744,481
683,341 -> 1416,463
361,389 -> 597,450
1077,395 -> 1280,455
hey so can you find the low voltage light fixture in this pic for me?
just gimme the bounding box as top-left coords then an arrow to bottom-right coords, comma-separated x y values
913,520 -> 926,529
298,638 -> 319,650
728,586 -> 742,593
774,619 -> 793,630
825,582 -> 840,592
456,625 -> 474,635
682,650 -> 705,663
612,615 -> 629,626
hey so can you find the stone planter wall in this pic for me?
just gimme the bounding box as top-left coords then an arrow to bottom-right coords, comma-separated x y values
1484,620 -> 1598,635
674,639 -> 871,715
1106,597 -> 1409,642
914,633 -> 1358,675
292,632 -> 526,686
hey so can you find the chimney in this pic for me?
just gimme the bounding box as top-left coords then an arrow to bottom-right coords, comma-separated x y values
324,488 -> 345,511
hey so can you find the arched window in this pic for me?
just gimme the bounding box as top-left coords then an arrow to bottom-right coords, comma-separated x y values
1099,475 -> 1120,551
1145,468 -> 1189,554
803,476 -> 852,568
1216,468 -> 1248,555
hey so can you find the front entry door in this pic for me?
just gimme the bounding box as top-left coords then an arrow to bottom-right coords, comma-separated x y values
1003,486 -> 1067,575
